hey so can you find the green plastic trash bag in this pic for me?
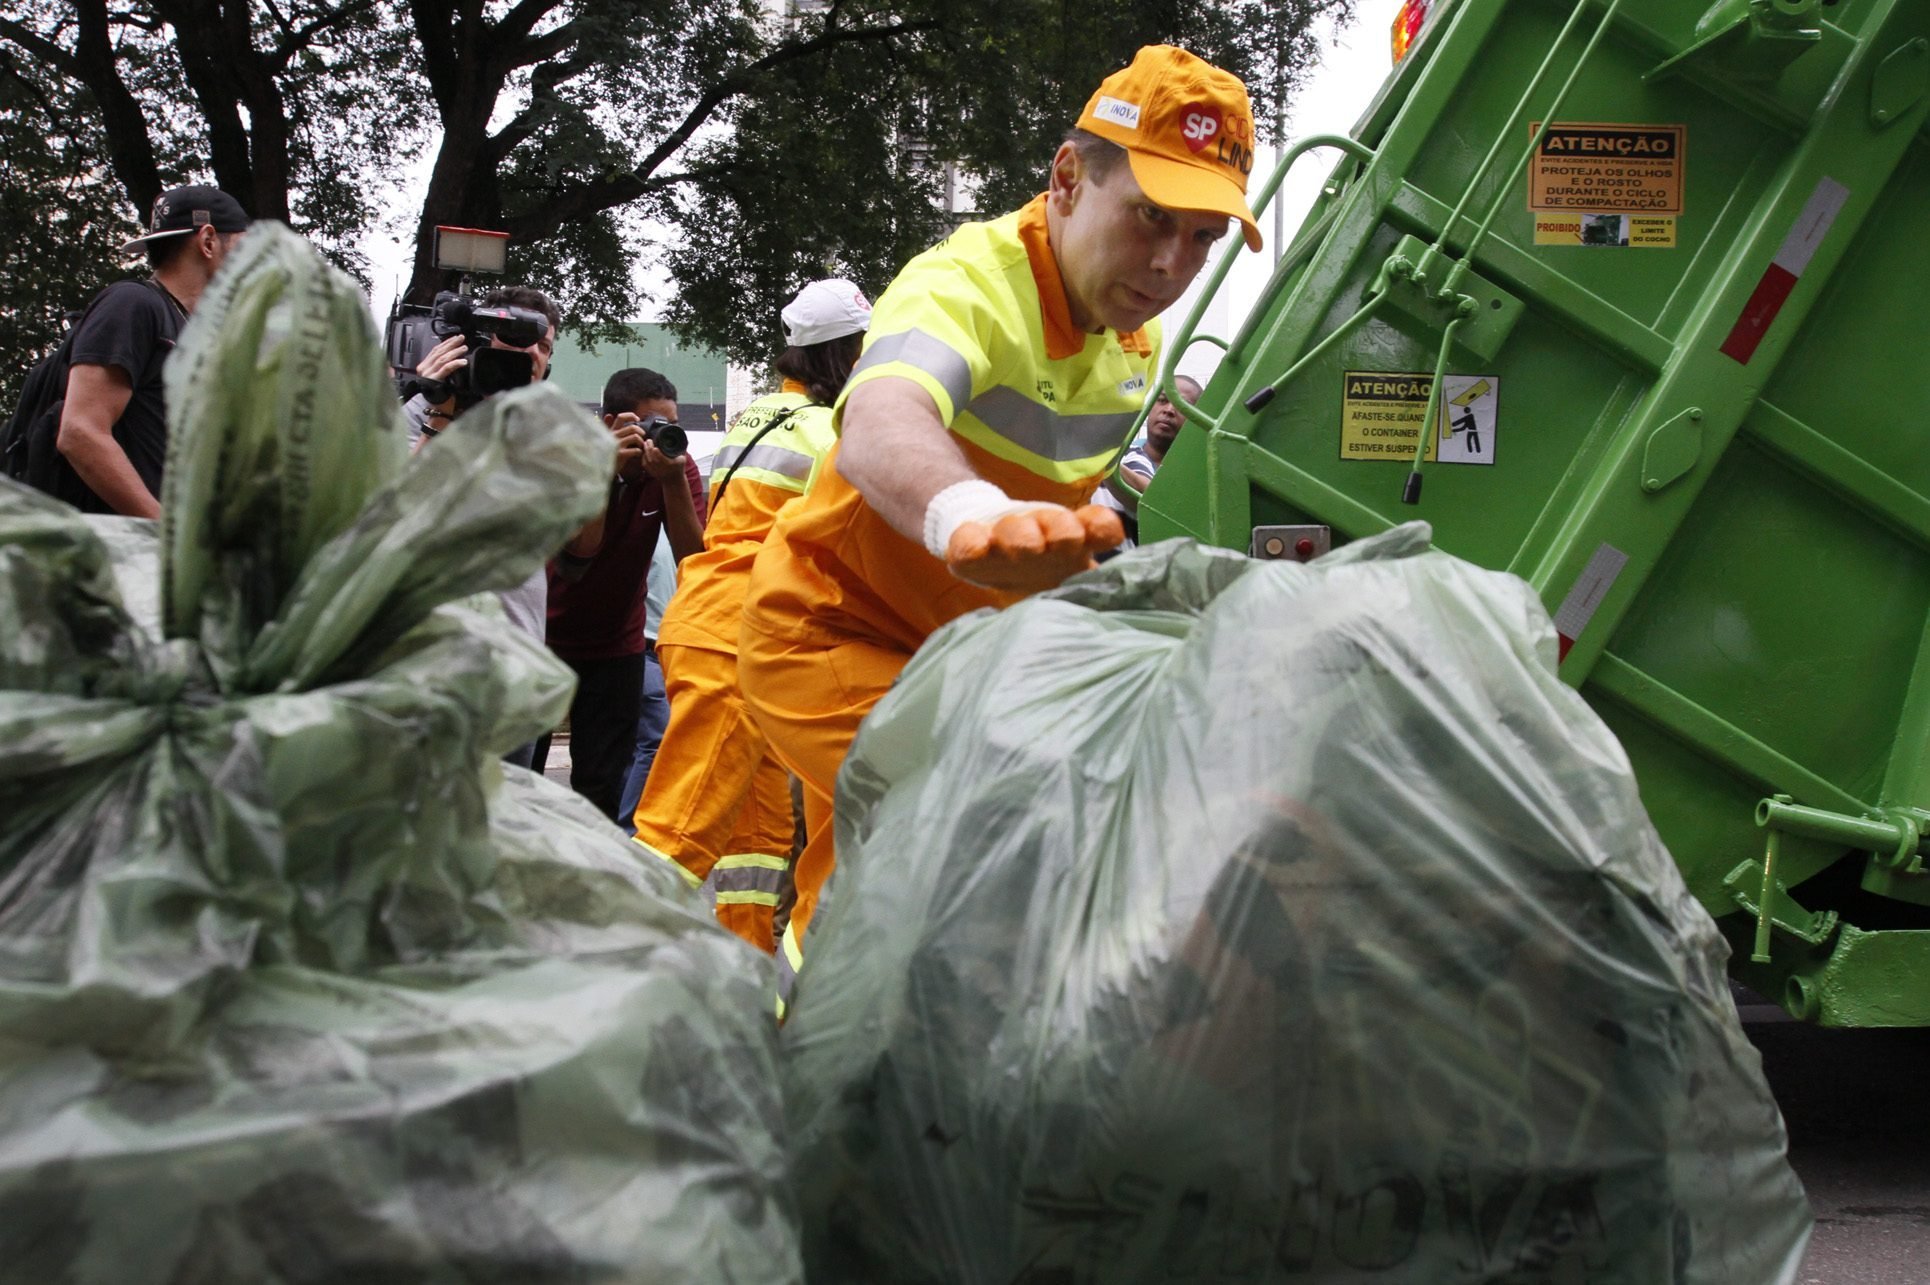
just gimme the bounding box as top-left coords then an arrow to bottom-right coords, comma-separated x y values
0,225 -> 799,1283
782,527 -> 1810,1284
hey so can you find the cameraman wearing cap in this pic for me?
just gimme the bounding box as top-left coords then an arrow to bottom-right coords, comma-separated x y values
55,185 -> 250,517
631,278 -> 869,952
536,366 -> 705,821
736,46 -> 1263,1009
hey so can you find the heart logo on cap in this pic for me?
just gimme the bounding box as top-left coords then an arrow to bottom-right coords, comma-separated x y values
1179,105 -> 1222,153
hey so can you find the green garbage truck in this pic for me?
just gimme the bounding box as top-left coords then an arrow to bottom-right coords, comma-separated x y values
1141,0 -> 1930,1024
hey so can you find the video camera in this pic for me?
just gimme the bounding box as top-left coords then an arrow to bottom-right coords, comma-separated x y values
384,225 -> 548,407
386,291 -> 549,405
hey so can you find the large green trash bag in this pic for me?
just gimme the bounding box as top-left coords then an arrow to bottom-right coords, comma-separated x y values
0,225 -> 799,1283
782,527 -> 1810,1284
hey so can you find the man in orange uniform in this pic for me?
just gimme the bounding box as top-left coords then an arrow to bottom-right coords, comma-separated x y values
633,280 -> 870,951
737,46 -> 1262,1012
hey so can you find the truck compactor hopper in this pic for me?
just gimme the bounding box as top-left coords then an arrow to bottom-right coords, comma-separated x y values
1143,0 -> 1930,1024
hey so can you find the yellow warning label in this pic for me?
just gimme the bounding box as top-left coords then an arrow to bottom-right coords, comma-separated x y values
1533,213 -> 1677,247
1340,372 -> 1502,464
1629,217 -> 1676,247
1529,122 -> 1684,216
1341,372 -> 1435,461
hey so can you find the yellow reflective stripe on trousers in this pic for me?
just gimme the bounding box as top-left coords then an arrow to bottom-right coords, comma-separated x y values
712,852 -> 786,908
775,920 -> 805,1019
631,835 -> 702,888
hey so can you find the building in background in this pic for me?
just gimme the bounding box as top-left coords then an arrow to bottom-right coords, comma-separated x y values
548,323 -> 735,465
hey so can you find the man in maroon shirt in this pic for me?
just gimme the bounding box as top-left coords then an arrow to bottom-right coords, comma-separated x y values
538,367 -> 705,820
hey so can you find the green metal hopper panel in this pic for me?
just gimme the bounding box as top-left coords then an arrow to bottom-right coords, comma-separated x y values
1144,0 -> 1930,1024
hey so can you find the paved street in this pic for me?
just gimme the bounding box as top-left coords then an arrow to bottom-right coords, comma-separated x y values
1746,1013 -> 1930,1283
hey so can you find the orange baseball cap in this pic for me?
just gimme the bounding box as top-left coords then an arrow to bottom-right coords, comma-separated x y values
1076,45 -> 1263,252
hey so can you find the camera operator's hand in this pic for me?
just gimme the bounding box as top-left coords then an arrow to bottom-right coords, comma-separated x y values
607,413 -> 647,482
640,438 -> 683,482
416,334 -> 468,387
413,333 -> 470,426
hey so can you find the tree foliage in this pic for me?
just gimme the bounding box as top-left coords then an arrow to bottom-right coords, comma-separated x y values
2,0 -> 1352,371
0,43 -> 141,408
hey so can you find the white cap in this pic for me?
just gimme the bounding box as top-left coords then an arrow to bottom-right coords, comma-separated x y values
782,278 -> 871,348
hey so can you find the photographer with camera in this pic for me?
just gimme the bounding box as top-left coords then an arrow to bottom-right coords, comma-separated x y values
536,367 -> 705,822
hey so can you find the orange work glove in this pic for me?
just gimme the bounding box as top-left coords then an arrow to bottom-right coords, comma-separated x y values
924,480 -> 1124,593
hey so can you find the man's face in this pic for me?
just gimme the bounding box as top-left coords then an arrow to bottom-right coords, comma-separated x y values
1050,147 -> 1228,335
1145,376 -> 1202,455
491,323 -> 557,382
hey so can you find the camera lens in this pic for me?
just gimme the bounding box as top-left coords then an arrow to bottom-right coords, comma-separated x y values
652,421 -> 688,459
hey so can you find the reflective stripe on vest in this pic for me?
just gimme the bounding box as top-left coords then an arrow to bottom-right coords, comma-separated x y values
852,328 -> 975,416
961,385 -> 1138,464
858,328 -> 1139,480
711,441 -> 816,483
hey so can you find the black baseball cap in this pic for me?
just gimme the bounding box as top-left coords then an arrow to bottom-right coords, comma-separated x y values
120,185 -> 251,252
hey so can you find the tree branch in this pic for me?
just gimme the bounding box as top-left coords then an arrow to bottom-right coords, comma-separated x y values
493,0 -> 564,51
260,0 -> 295,40
501,18 -> 931,244
639,20 -> 931,187
482,42 -> 596,160
65,0 -> 164,212
0,16 -> 81,76
0,49 -> 66,117
271,0 -> 383,67
505,16 -> 577,72
106,9 -> 166,30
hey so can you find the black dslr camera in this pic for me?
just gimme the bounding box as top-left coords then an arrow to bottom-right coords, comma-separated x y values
637,415 -> 688,460
386,290 -> 549,406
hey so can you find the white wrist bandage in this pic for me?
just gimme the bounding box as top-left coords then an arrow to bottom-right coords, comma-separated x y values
922,479 -> 1054,560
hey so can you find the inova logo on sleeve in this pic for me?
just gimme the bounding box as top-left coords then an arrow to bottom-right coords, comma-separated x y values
1093,96 -> 1142,129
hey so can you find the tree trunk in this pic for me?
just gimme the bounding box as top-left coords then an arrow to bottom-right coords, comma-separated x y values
69,0 -> 163,216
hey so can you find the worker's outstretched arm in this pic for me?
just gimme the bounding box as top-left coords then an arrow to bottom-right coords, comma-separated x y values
837,375 -> 1120,593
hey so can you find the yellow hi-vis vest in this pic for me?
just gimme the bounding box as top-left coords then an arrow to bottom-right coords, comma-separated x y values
741,194 -> 1160,652
657,385 -> 836,653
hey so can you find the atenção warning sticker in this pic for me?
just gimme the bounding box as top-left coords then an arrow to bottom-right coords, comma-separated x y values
1529,122 -> 1683,247
1341,372 -> 1500,464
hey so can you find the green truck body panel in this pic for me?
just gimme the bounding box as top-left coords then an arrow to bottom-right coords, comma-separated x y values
1144,0 -> 1930,1023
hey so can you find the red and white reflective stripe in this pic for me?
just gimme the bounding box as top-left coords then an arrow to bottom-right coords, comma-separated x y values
1553,543 -> 1628,662
1718,176 -> 1849,365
